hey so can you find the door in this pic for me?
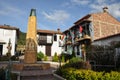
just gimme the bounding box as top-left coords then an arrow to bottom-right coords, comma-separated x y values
0,45 -> 3,56
46,45 -> 51,56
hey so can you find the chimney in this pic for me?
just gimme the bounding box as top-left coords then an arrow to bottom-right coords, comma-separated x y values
57,28 -> 60,33
103,7 -> 108,13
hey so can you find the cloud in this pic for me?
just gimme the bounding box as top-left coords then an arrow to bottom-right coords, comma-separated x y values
108,3 -> 120,18
90,0 -> 120,18
42,10 -> 70,24
62,0 -> 90,8
71,0 -> 90,5
95,0 -> 106,4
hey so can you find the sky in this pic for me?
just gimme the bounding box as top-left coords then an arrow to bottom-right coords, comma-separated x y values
0,0 -> 120,32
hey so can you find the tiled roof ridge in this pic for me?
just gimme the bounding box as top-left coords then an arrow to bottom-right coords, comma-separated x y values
37,29 -> 62,34
0,25 -> 19,30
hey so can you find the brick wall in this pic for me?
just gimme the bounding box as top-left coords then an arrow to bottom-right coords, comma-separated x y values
91,12 -> 120,40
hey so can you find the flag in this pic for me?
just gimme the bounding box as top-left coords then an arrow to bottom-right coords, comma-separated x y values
79,26 -> 83,33
61,34 -> 65,40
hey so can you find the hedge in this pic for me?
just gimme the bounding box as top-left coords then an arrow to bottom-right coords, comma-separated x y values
56,68 -> 120,80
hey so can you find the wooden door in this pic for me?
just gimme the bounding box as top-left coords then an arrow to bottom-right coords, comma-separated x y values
46,45 -> 51,56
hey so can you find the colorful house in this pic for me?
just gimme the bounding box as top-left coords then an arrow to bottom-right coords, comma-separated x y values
62,7 -> 120,58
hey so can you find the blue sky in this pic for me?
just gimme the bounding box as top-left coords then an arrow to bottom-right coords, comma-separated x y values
0,0 -> 120,32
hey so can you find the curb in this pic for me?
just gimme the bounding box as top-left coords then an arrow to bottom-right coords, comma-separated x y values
52,70 -> 66,80
53,73 -> 66,80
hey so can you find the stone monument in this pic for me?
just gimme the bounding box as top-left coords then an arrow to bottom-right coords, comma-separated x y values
24,9 -> 37,63
12,9 -> 50,76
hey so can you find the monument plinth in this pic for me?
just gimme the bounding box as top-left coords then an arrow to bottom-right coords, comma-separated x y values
24,9 -> 37,63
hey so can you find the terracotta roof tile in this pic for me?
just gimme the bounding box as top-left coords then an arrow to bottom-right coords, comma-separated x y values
37,29 -> 62,34
0,25 -> 19,30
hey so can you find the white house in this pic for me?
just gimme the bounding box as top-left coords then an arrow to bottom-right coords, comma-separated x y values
0,25 -> 19,56
37,29 -> 63,56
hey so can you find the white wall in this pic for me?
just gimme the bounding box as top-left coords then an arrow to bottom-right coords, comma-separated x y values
92,35 -> 120,46
51,34 -> 62,56
37,45 -> 45,54
0,28 -> 17,56
37,34 -> 63,56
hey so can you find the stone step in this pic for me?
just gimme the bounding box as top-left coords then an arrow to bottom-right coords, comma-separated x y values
12,63 -> 50,71
23,65 -> 43,70
20,69 -> 53,76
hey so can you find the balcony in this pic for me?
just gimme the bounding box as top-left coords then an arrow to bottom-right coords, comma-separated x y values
38,40 -> 47,45
75,35 -> 91,42
38,39 -> 52,45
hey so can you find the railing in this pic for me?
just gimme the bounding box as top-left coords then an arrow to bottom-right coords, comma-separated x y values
75,34 -> 91,42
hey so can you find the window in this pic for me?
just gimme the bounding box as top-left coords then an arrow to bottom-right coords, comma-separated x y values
47,35 -> 52,43
0,45 -> 3,56
54,34 -> 57,41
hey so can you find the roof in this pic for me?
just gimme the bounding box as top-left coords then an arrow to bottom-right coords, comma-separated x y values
0,25 -> 19,30
63,11 -> 120,35
0,25 -> 19,37
91,12 -> 120,25
37,29 -> 62,34
0,42 -> 6,44
63,14 -> 91,33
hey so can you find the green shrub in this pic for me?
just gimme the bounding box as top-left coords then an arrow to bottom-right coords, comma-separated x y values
69,57 -> 83,64
61,55 -> 65,62
37,51 -> 44,61
63,61 -> 91,70
44,55 -> 48,61
52,52 -> 58,62
56,68 -> 120,80
0,55 -> 19,61
71,51 -> 76,58
61,57 -> 91,70
61,53 -> 72,62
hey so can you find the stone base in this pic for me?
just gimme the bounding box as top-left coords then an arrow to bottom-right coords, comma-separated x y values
12,63 -> 50,71
24,50 -> 37,64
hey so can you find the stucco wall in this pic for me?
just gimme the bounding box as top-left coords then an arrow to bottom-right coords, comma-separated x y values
51,34 -> 62,56
92,35 -> 120,46
0,28 -> 17,55
37,34 -> 63,56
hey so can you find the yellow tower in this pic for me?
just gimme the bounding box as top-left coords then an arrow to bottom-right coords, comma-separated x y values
24,9 -> 37,63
